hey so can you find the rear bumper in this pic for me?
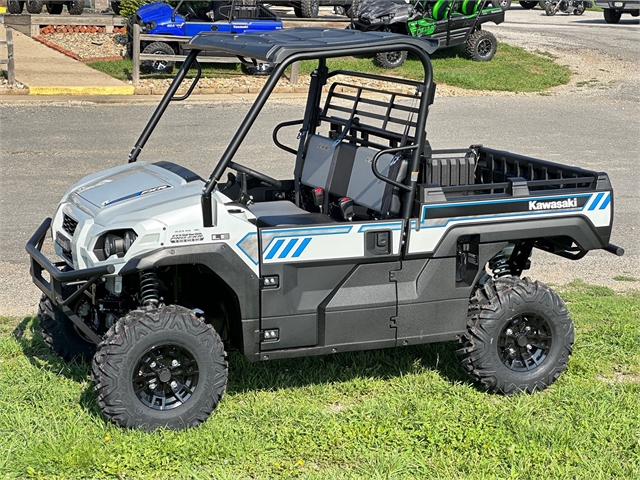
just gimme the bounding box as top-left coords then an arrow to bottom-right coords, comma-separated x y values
594,1 -> 640,10
26,218 -> 115,308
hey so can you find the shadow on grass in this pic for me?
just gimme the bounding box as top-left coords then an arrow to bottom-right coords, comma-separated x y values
11,315 -> 469,423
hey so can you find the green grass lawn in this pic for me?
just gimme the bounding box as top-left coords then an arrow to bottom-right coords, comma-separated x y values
1,282 -> 638,479
88,43 -> 571,93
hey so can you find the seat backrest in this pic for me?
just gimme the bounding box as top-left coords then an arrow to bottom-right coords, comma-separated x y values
300,135 -> 336,190
346,147 -> 408,216
458,0 -> 479,15
431,0 -> 453,19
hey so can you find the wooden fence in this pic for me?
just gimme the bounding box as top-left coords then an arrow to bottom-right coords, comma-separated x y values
0,27 -> 16,87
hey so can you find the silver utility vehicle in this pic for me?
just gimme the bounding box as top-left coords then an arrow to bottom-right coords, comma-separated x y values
27,28 -> 623,431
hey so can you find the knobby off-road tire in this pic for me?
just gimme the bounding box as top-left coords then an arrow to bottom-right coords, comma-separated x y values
66,0 -> 83,15
26,0 -> 43,14
141,41 -> 175,74
38,294 -> 97,362
92,305 -> 228,431
375,50 -> 408,69
7,0 -> 25,13
46,2 -> 63,14
457,277 -> 574,394
603,8 -> 622,23
466,30 -> 497,62
300,0 -> 320,18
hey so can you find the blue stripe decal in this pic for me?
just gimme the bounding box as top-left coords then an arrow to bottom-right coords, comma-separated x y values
278,239 -> 299,259
588,192 -> 604,211
422,194 -> 592,210
292,238 -> 312,258
599,194 -> 611,210
265,239 -> 285,260
236,232 -> 258,265
357,222 -> 403,233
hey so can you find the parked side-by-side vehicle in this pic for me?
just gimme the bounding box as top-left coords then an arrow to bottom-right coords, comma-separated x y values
27,28 -> 623,431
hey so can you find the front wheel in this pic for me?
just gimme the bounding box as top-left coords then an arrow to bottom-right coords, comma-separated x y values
92,305 -> 228,430
457,277 -> 574,394
7,0 -> 25,13
141,42 -> 175,74
603,8 -> 622,23
545,2 -> 557,14
466,30 -> 497,62
375,50 -> 407,69
38,294 -> 97,362
494,0 -> 512,9
574,3 -> 585,14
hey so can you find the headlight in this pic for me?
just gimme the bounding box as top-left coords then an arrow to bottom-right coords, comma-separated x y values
96,230 -> 138,260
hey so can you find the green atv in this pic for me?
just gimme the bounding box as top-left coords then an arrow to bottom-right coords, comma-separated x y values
353,0 -> 505,68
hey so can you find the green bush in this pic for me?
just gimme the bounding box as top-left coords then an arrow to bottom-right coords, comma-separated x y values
118,0 -> 155,17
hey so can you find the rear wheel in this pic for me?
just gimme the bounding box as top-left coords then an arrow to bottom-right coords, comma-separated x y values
375,50 -> 407,69
466,30 -> 497,62
457,277 -> 574,394
7,0 -> 25,13
92,305 -> 228,430
519,1 -> 538,8
603,8 -> 622,23
26,0 -> 43,14
141,42 -> 175,74
46,3 -> 63,14
574,3 -> 585,14
66,0 -> 83,15
300,0 -> 319,17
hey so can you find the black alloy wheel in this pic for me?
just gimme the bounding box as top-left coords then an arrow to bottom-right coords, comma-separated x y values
497,313 -> 552,372
133,344 -> 200,410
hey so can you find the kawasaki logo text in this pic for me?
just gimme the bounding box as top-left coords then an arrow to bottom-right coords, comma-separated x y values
529,198 -> 577,211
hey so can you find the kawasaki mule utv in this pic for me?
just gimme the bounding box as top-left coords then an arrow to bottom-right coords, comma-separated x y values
27,28 -> 623,431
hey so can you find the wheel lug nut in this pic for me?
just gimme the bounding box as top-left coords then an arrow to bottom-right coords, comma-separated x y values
171,360 -> 179,367
505,328 -> 513,336
526,344 -> 532,351
149,382 -> 157,390
150,361 -> 157,368
508,347 -> 516,356
170,381 -> 178,389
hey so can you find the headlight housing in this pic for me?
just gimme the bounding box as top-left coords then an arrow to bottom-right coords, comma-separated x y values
94,230 -> 138,260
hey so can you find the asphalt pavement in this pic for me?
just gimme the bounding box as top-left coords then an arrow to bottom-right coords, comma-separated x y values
0,8 -> 638,316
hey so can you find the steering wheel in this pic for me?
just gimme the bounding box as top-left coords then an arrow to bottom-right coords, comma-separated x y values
228,161 -> 282,188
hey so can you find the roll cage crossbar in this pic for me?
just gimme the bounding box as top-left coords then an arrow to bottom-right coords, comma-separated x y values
127,29 -> 436,228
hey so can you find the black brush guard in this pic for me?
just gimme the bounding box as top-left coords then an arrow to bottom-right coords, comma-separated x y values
25,217 -> 114,344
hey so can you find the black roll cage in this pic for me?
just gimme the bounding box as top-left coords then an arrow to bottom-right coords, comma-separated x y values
128,35 -> 435,229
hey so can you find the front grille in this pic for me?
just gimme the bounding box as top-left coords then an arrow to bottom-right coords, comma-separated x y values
62,214 -> 78,236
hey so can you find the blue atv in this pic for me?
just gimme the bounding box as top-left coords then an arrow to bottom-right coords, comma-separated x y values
130,0 -> 283,74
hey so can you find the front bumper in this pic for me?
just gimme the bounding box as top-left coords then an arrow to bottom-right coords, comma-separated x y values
26,218 -> 114,344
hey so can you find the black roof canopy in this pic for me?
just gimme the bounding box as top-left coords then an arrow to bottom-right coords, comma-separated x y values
183,27 -> 439,63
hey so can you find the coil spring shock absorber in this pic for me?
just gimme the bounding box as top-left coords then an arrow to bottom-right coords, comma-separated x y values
139,270 -> 159,306
488,244 -> 515,278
